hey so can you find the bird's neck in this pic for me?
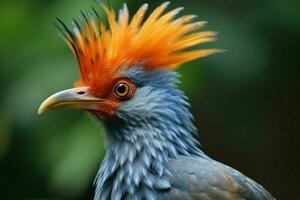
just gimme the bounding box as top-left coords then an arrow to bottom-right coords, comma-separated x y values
94,97 -> 207,199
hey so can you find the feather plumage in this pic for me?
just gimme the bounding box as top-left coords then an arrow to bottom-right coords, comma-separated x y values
46,3 -> 275,200
55,2 -> 220,95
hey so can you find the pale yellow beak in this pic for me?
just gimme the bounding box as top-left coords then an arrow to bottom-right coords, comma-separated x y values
38,87 -> 103,115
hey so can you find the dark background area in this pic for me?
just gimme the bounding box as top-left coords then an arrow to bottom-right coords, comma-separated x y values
0,0 -> 299,199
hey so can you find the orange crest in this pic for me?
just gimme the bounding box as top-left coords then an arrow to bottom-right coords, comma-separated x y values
56,2 -> 221,95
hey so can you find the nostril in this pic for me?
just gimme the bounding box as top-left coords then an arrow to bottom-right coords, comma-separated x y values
77,91 -> 85,95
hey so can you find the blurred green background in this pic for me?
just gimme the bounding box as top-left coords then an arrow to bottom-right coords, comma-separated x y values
0,0 -> 299,199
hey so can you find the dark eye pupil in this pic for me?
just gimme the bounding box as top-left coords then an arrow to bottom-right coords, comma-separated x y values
117,84 -> 126,94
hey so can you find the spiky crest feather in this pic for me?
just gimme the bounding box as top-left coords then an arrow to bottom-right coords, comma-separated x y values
56,2 -> 220,94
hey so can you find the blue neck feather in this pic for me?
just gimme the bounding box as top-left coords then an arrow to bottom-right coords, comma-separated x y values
94,68 -> 207,200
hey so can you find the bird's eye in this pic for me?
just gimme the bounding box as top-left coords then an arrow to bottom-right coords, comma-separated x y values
114,82 -> 130,98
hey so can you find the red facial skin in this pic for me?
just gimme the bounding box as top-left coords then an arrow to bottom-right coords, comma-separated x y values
88,78 -> 136,116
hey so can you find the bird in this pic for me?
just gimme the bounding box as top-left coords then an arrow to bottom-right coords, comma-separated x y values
38,2 -> 275,200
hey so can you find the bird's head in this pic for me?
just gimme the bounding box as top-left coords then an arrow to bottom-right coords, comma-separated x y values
38,2 -> 220,121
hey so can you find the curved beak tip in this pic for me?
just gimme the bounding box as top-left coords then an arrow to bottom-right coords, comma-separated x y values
37,109 -> 42,115
37,105 -> 45,115
37,96 -> 56,115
